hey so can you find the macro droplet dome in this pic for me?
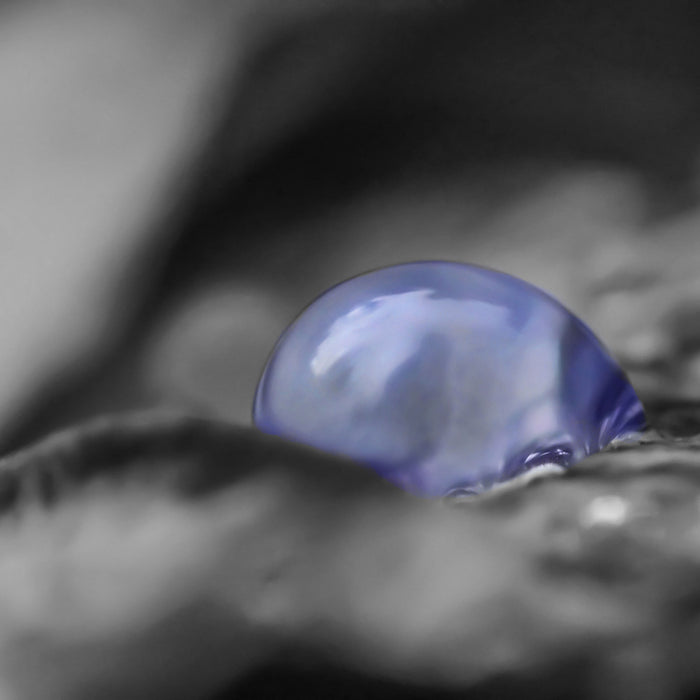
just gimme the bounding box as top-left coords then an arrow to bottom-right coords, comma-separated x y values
254,262 -> 645,497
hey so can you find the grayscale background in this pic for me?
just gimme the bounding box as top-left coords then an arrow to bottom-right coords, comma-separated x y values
2,2 -> 700,699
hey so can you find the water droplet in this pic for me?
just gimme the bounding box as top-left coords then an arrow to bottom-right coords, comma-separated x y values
254,262 -> 645,497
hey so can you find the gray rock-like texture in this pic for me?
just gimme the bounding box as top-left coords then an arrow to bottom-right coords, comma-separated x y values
2,409 -> 700,699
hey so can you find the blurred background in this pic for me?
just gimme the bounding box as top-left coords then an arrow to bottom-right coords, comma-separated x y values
3,0 -> 700,697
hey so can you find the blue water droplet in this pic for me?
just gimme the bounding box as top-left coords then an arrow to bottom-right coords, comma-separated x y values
254,262 -> 645,497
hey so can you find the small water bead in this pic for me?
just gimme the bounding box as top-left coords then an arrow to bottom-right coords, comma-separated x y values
254,262 -> 645,497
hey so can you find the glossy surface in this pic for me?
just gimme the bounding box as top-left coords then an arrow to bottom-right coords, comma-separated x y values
254,262 -> 645,496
